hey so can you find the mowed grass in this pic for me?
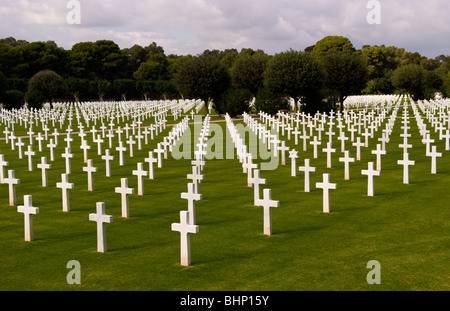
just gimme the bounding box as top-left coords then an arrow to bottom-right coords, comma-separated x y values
1,103 -> 450,291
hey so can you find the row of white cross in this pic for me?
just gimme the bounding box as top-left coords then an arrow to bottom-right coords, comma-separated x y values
0,105 -> 194,252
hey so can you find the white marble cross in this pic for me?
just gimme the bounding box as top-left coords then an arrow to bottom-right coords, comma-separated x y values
278,140 -> 289,165
17,195 -> 39,242
187,165 -> 204,193
352,137 -> 364,161
62,147 -> 74,174
171,210 -> 199,266
361,162 -> 380,197
0,154 -> 9,183
47,138 -> 56,161
126,136 -> 136,157
322,142 -> 336,168
80,139 -> 91,163
181,182 -> 202,225
397,153 -> 415,184
144,151 -> 158,179
427,145 -> 442,174
101,149 -> 114,177
132,162 -> 148,196
115,142 -> 127,166
115,178 -> 134,218
298,159 -> 316,192
248,169 -> 266,204
289,149 -> 299,177
339,150 -> 355,180
154,143 -> 165,168
83,159 -> 98,191
316,173 -> 337,213
94,134 -> 104,155
89,202 -> 113,253
37,157 -> 51,187
371,144 -> 386,171
56,173 -> 74,212
4,170 -> 20,206
25,145 -> 35,171
15,138 -> 25,159
256,188 -> 279,236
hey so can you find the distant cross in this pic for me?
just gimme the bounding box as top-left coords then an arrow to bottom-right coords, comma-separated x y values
256,188 -> 279,236
352,137 -> 364,161
101,149 -> 114,177
278,140 -> 290,165
322,142 -> 336,168
339,150 -> 355,180
187,165 -> 204,193
94,134 -> 104,155
248,169 -> 266,204
154,143 -> 165,168
62,147 -> 74,174
115,142 -> 127,166
4,170 -> 20,206
89,202 -> 113,253
115,178 -> 135,218
15,138 -> 25,159
126,136 -> 136,157
181,182 -> 202,225
289,149 -> 299,177
316,173 -> 337,213
298,159 -> 316,192
80,139 -> 91,163
56,173 -> 74,212
309,136 -> 321,159
171,210 -> 199,266
132,163 -> 148,196
17,195 -> 39,242
83,159 -> 98,191
361,162 -> 380,197
371,144 -> 386,171
24,145 -> 35,171
144,151 -> 158,179
37,157 -> 51,187
47,138 -> 57,161
36,133 -> 44,152
292,127 -> 301,145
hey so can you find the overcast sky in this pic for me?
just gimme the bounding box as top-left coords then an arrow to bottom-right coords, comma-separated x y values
1,0 -> 449,58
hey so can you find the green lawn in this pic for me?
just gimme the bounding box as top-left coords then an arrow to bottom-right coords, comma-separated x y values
1,101 -> 450,291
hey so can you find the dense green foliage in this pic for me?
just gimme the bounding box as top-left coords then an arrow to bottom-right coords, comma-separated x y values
0,35 -> 449,114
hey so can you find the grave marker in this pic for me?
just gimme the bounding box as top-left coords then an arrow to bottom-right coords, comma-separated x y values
17,195 -> 39,242
316,173 -> 337,213
256,188 -> 279,236
171,210 -> 199,266
89,202 -> 113,253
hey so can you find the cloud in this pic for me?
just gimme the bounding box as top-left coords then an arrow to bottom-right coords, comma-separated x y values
0,0 -> 449,57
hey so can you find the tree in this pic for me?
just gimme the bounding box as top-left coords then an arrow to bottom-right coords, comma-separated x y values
89,80 -> 111,102
113,79 -> 136,101
263,49 -> 323,112
24,89 -> 46,109
391,64 -> 424,100
27,70 -> 66,107
254,88 -> 289,115
321,51 -> 368,111
136,80 -> 154,101
0,71 -> 7,104
215,88 -> 253,117
154,80 -> 176,100
174,54 -> 230,116
310,36 -> 355,59
66,78 -> 88,102
230,52 -> 269,97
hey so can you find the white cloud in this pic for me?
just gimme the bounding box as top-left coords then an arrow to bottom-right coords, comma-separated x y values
0,0 -> 449,57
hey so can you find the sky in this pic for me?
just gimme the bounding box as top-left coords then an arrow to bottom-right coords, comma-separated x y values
1,0 -> 449,58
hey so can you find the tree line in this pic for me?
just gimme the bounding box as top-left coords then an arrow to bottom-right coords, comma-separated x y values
0,35 -> 449,116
